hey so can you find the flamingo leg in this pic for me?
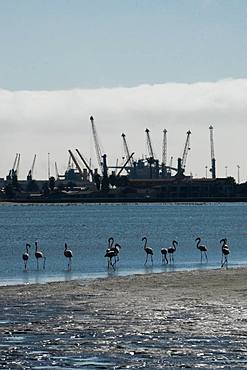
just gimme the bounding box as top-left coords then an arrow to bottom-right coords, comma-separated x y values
144,253 -> 148,265
68,257 -> 71,271
109,257 -> 115,270
205,251 -> 208,262
43,257 -> 46,270
225,256 -> 228,268
221,256 -> 227,268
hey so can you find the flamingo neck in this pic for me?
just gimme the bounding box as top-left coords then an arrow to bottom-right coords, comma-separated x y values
109,238 -> 114,248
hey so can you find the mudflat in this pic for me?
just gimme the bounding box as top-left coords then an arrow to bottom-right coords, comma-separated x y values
1,268 -> 247,368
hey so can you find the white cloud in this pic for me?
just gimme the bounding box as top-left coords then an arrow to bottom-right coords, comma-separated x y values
0,78 -> 247,181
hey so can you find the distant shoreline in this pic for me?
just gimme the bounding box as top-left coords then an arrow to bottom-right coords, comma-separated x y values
1,196 -> 247,203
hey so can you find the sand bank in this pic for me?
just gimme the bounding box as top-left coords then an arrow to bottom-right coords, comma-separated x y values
1,268 -> 247,368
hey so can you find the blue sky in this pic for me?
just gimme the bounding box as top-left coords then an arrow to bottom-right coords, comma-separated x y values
1,0 -> 247,181
1,0 -> 247,90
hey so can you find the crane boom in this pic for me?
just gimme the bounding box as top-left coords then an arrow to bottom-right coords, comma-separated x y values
116,152 -> 135,176
27,154 -> 36,180
68,150 -> 83,177
209,125 -> 216,179
90,116 -> 103,173
75,148 -> 94,179
31,154 -> 36,174
145,128 -> 155,159
162,129 -> 167,166
15,153 -> 21,177
121,133 -> 133,166
12,153 -> 19,171
181,130 -> 191,169
54,161 -> 59,180
209,125 -> 215,160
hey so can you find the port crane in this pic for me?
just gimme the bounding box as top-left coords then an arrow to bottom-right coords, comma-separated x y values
90,116 -> 103,174
145,128 -> 155,161
181,130 -> 191,170
7,153 -> 20,181
27,154 -> 36,181
162,129 -> 167,166
121,133 -> 134,167
161,129 -> 168,176
209,125 -> 216,179
176,131 -> 191,177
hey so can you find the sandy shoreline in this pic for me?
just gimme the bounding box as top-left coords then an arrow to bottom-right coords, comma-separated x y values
1,268 -> 247,368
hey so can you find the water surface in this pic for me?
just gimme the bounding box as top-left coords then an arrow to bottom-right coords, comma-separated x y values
1,202 -> 246,285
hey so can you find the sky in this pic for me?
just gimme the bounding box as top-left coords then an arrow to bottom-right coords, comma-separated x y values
1,0 -> 247,181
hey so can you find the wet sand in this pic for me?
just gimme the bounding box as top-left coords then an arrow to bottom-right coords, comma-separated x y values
1,268 -> 247,369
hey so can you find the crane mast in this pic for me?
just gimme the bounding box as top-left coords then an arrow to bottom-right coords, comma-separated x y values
181,130 -> 191,169
162,129 -> 167,166
90,116 -> 103,174
27,154 -> 36,180
54,161 -> 59,180
145,128 -> 155,159
121,133 -> 133,166
12,153 -> 19,172
209,125 -> 216,179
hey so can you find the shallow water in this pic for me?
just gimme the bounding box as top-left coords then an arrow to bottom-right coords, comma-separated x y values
1,269 -> 247,369
0,202 -> 247,285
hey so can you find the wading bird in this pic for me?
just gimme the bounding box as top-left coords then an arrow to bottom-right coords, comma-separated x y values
142,237 -> 154,265
64,243 -> 73,270
104,237 -> 121,269
22,243 -> 31,271
220,238 -> 230,268
34,241 -> 46,270
161,247 -> 168,264
104,248 -> 116,269
104,237 -> 115,269
195,237 -> 208,263
167,240 -> 178,264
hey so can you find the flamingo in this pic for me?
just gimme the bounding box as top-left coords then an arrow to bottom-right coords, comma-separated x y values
104,238 -> 121,269
104,248 -> 116,269
142,237 -> 154,265
161,247 -> 168,264
22,243 -> 31,271
104,237 -> 115,269
64,243 -> 73,270
34,241 -> 46,270
220,238 -> 230,267
195,237 -> 208,263
167,240 -> 178,264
